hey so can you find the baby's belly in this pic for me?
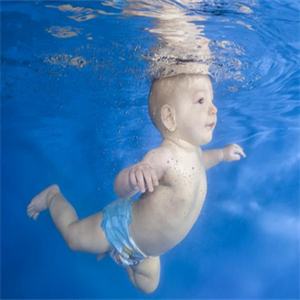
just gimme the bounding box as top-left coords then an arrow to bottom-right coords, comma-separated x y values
129,185 -> 206,256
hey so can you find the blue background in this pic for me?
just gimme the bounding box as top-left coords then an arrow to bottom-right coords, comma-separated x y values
1,0 -> 299,299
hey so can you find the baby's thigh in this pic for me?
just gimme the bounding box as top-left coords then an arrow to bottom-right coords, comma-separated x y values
127,256 -> 161,293
68,211 -> 111,254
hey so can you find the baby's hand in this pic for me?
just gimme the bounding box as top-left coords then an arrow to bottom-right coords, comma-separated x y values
128,163 -> 159,193
222,144 -> 246,162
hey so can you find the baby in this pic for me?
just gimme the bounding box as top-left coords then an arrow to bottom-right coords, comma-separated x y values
27,74 -> 245,294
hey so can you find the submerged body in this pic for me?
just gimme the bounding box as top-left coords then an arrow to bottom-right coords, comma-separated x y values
27,74 -> 245,294
130,140 -> 207,256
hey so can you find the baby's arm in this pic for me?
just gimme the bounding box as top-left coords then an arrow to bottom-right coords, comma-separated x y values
202,144 -> 246,170
114,148 -> 168,199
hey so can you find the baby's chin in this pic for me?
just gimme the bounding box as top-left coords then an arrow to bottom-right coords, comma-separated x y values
198,135 -> 213,146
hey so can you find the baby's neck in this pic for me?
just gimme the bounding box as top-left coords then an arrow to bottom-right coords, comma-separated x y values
163,137 -> 200,152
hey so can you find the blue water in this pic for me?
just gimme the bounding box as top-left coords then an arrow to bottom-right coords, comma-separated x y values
1,0 -> 299,299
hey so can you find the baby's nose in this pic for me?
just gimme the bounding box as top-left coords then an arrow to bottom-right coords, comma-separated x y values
209,103 -> 217,115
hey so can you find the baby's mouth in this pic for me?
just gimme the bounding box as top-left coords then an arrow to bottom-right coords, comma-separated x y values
205,122 -> 215,129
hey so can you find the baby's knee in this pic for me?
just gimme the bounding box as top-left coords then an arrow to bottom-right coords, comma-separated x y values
65,234 -> 78,251
134,271 -> 160,294
66,237 -> 78,251
141,278 -> 159,294
131,257 -> 160,294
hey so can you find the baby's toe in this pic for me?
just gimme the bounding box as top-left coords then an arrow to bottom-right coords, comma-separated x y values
27,206 -> 34,212
27,202 -> 35,210
28,211 -> 35,217
27,210 -> 35,217
33,213 -> 39,220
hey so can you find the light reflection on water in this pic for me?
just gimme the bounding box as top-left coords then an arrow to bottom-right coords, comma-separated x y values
42,0 -> 299,94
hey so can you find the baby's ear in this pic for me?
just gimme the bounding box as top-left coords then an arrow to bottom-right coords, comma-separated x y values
161,104 -> 176,132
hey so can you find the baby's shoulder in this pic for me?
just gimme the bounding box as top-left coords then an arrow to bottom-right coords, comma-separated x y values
138,146 -> 171,181
144,145 -> 171,162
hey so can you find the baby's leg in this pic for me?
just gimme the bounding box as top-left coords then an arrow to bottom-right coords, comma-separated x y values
27,185 -> 111,254
126,256 -> 160,294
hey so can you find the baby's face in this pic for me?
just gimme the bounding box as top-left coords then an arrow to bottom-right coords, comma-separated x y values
174,75 -> 217,146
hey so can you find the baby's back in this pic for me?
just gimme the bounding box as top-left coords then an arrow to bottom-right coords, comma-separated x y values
130,143 -> 207,256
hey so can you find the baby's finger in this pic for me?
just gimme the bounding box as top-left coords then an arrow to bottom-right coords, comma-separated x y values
149,168 -> 159,186
232,154 -> 241,161
240,150 -> 246,158
236,145 -> 245,153
129,170 -> 138,190
232,143 -> 241,147
143,169 -> 154,192
136,169 -> 146,193
235,148 -> 246,158
232,144 -> 242,151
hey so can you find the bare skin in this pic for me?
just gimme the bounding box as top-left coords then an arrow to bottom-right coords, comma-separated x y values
27,74 -> 245,294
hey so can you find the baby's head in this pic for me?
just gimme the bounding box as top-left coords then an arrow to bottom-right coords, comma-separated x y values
148,74 -> 217,146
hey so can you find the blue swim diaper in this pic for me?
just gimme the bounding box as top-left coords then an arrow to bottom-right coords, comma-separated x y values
101,198 -> 148,268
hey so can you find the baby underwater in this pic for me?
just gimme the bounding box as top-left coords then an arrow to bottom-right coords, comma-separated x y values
27,74 -> 245,294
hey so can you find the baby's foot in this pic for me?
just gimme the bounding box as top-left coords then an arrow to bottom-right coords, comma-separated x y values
97,252 -> 108,262
27,184 -> 60,220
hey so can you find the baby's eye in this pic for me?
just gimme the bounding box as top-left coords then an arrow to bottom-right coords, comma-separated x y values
198,98 -> 204,104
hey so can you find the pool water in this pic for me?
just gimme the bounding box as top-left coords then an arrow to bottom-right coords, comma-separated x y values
1,0 -> 299,299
